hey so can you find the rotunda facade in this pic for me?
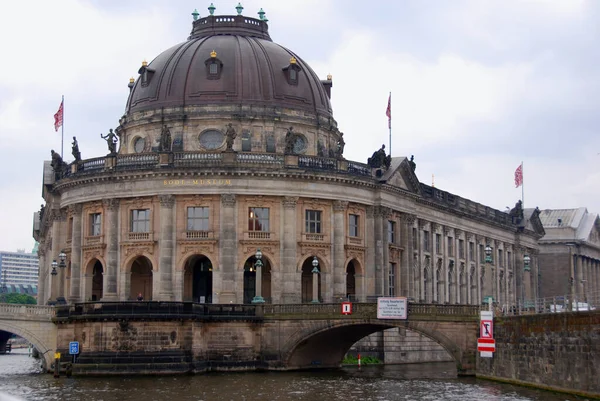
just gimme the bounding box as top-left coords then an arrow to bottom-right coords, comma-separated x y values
34,9 -> 544,309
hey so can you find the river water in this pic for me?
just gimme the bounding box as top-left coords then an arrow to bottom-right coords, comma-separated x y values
0,350 -> 580,401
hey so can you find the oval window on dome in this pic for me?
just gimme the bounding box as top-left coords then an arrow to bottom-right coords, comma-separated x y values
199,130 -> 225,150
134,137 -> 146,153
293,136 -> 307,154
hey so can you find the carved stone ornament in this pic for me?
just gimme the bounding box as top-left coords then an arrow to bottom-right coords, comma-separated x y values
443,227 -> 452,236
159,194 -> 175,208
282,197 -> 298,209
103,198 -> 120,211
221,193 -> 236,207
121,243 -> 155,259
430,222 -> 438,232
454,229 -> 462,237
333,200 -> 348,212
466,233 -> 474,242
418,219 -> 427,229
375,206 -> 391,218
400,213 -> 417,225
68,204 -> 83,215
366,206 -> 375,218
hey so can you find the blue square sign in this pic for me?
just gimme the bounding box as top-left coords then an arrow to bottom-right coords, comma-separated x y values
69,341 -> 79,355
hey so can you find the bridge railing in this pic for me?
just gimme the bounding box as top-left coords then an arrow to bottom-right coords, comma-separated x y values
54,302 -> 258,320
0,304 -> 56,317
264,303 -> 481,319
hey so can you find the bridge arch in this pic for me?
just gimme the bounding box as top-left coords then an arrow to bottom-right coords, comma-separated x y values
0,321 -> 55,371
281,319 -> 475,375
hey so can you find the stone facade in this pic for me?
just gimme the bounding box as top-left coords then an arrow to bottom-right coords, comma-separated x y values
33,11 -> 544,310
535,208 -> 600,306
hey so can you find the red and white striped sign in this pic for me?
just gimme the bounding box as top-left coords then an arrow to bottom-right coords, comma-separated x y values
477,338 -> 496,352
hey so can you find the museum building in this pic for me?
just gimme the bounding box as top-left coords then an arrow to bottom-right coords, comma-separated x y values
33,7 -> 545,309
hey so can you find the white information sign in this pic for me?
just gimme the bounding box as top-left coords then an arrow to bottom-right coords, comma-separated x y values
480,351 -> 493,358
377,297 -> 407,320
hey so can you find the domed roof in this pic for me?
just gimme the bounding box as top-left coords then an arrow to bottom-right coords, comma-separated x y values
126,14 -> 333,120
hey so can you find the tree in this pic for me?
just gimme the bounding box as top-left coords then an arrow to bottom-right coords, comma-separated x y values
0,293 -> 37,305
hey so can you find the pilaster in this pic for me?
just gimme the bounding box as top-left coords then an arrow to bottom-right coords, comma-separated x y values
332,200 -> 347,300
102,199 -> 120,300
280,196 -> 298,303
219,194 -> 237,303
158,195 -> 175,301
69,203 -> 83,303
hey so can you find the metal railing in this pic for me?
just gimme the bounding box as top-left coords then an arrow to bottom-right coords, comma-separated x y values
492,290 -> 600,316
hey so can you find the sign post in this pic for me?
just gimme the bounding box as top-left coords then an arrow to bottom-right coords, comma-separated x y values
69,341 -> 79,364
479,310 -> 494,358
377,297 -> 407,320
341,302 -> 352,315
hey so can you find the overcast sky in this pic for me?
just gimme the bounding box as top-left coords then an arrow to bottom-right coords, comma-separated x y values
1,0 -> 599,252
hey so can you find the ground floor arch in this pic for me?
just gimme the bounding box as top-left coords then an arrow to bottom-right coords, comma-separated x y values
130,256 -> 153,300
183,255 -> 213,303
242,254 -> 272,304
83,259 -> 104,302
300,257 -> 322,303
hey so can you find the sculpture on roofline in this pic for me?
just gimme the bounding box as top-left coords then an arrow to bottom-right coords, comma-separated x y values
367,144 -> 391,170
159,125 -> 172,152
225,123 -> 237,151
284,126 -> 296,154
100,129 -> 118,154
71,136 -> 81,162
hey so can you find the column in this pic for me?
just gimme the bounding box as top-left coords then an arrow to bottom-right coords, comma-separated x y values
523,248 -> 532,307
50,210 -> 62,301
102,199 -> 119,300
333,201 -> 347,300
365,206 -> 375,300
69,204 -> 83,303
373,206 -> 384,297
158,195 -> 175,301
380,207 -> 391,297
281,197 -> 298,303
219,194 -> 237,303
575,254 -> 583,302
37,247 -> 46,305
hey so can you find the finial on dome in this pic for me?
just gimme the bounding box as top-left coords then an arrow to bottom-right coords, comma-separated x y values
327,73 -> 332,81
258,8 -> 265,20
290,57 -> 297,65
129,77 -> 135,84
142,60 -> 148,67
208,3 -> 216,15
236,2 -> 244,15
191,9 -> 199,21
128,77 -> 135,91
210,50 -> 217,58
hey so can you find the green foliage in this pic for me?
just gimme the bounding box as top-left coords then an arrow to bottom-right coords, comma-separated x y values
0,293 -> 37,305
342,354 -> 381,365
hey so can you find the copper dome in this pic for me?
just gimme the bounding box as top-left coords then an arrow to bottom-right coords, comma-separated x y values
126,14 -> 333,120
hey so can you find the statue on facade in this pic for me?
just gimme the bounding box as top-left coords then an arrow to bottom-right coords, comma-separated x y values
159,125 -> 172,152
100,129 -> 118,154
367,144 -> 391,169
409,155 -> 416,172
336,132 -> 345,159
225,123 -> 236,151
317,140 -> 325,157
39,204 -> 45,222
71,136 -> 81,162
509,200 -> 524,225
284,126 -> 296,154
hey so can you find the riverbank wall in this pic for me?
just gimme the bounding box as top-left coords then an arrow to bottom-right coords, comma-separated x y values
476,311 -> 600,399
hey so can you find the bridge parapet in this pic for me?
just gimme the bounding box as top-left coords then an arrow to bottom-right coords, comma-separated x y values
0,304 -> 56,321
264,303 -> 481,320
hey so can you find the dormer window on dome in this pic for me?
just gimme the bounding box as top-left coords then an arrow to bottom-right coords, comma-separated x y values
283,56 -> 301,86
138,60 -> 155,87
205,50 -> 223,80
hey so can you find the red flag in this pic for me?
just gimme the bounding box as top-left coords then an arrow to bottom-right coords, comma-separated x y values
54,100 -> 63,132
385,94 -> 391,129
514,164 -> 523,188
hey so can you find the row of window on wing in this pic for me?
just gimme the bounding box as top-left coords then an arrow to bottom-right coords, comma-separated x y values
139,54 -> 301,86
85,208 -> 360,236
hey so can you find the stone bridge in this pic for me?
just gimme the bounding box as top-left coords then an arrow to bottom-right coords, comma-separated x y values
49,302 -> 479,375
0,304 -> 57,369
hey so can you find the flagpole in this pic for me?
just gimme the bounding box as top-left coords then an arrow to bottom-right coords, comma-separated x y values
521,161 -> 524,209
388,92 -> 392,157
60,95 -> 64,159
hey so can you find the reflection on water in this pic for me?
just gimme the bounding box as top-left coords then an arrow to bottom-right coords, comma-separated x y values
0,350 -> 579,401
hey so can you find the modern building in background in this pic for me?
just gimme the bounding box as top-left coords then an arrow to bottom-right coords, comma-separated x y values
0,246 -> 39,297
34,7 -> 545,309
535,208 -> 600,303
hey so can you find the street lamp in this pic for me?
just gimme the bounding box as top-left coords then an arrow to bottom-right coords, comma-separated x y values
483,245 -> 493,308
311,256 -> 320,303
51,260 -> 58,276
484,245 -> 492,263
523,254 -> 531,271
58,251 -> 67,269
251,248 -> 265,304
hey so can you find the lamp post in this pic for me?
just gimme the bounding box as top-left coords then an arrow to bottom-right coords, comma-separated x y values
484,245 -> 493,309
523,254 -> 532,312
251,248 -> 265,304
58,251 -> 67,301
311,256 -> 320,303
